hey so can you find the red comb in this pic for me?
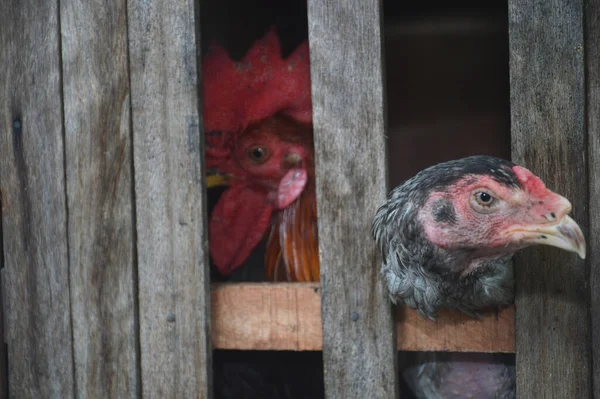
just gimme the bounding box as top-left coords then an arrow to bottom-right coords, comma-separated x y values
202,26 -> 312,158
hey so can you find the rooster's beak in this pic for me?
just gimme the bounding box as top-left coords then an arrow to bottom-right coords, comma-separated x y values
206,171 -> 231,188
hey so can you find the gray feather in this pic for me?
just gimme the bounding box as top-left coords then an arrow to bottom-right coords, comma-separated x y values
372,173 -> 515,319
372,156 -> 521,399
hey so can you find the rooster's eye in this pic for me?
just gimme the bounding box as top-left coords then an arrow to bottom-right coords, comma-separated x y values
247,146 -> 270,164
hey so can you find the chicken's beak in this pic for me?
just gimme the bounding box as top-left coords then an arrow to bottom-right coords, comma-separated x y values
505,214 -> 586,259
206,171 -> 231,188
283,153 -> 303,169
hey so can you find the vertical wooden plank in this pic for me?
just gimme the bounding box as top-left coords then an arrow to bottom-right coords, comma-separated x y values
0,239 -> 7,398
60,0 -> 139,397
587,0 -> 600,396
509,0 -> 591,397
307,1 -> 399,398
0,0 -> 75,397
127,0 -> 212,397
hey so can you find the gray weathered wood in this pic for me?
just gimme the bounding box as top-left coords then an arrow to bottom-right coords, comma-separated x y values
307,1 -> 399,398
0,0 -> 75,397
60,0 -> 139,396
587,0 -> 600,396
127,0 -> 213,397
509,0 -> 591,397
0,254 -> 6,399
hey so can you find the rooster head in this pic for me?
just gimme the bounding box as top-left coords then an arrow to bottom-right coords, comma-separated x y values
202,27 -> 313,276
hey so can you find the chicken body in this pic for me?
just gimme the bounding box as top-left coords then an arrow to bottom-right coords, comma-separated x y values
401,352 -> 515,399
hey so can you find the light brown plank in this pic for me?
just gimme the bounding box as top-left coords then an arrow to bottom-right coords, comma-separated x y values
307,0 -> 398,398
60,0 -> 139,396
211,283 -> 515,352
587,0 -> 600,396
396,306 -> 514,353
509,0 -> 591,397
127,0 -> 212,397
212,283 -> 322,351
0,0 -> 74,397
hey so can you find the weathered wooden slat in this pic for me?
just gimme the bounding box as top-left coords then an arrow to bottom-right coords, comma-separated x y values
0,0 -> 74,397
307,1 -> 398,398
212,283 -> 515,352
587,0 -> 600,396
127,0 -> 212,397
0,256 -> 6,399
60,0 -> 139,396
509,0 -> 591,397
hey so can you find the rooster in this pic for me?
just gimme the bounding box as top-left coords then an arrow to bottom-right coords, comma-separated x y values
203,27 -> 319,283
203,28 -> 324,399
372,155 -> 586,398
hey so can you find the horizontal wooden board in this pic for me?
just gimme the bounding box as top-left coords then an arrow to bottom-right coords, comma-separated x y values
212,283 -> 515,353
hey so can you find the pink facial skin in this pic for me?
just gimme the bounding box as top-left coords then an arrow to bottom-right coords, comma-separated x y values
419,167 -> 574,253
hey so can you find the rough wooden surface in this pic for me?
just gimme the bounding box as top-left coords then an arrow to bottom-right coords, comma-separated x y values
212,283 -> 322,351
587,0 -> 600,396
396,306 -> 514,353
509,0 -> 591,397
0,247 -> 6,399
60,0 -> 139,396
128,0 -> 212,397
212,283 -> 515,352
0,0 -> 75,397
307,1 -> 398,397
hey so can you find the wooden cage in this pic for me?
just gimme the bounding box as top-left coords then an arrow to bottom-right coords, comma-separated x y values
0,0 -> 597,398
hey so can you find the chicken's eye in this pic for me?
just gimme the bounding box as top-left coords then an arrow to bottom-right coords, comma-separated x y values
247,146 -> 270,164
470,190 -> 499,213
478,192 -> 492,203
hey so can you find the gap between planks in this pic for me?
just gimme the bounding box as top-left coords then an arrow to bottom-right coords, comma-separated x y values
211,283 -> 515,353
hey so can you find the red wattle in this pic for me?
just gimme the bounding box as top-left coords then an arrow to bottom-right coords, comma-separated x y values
209,185 -> 273,275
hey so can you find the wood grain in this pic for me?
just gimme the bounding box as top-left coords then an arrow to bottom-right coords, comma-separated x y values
396,306 -> 514,353
212,283 -> 322,351
587,0 -> 600,396
509,0 -> 591,397
307,2 -> 397,396
127,0 -> 212,397
211,283 -> 515,352
0,240 -> 6,398
60,0 -> 139,396
0,0 -> 74,397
